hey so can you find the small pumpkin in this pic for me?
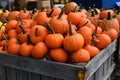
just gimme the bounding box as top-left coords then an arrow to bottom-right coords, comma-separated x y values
7,11 -> 20,21
7,29 -> 18,39
31,42 -> 48,59
45,22 -> 64,49
63,21 -> 84,52
64,2 -> 78,14
20,34 -> 33,57
50,48 -> 68,63
30,25 -> 48,44
72,48 -> 90,63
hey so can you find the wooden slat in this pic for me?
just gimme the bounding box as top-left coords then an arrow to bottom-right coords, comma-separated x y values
0,53 -> 84,80
16,70 -> 28,80
102,63 -> 115,80
30,73 -> 40,80
0,65 -> 6,80
86,39 -> 116,79
6,67 -> 17,80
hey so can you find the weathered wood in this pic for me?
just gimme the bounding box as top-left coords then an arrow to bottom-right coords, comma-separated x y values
6,67 -> 17,80
102,63 -> 115,80
86,39 -> 116,79
16,69 -> 28,80
0,53 -> 84,80
0,65 -> 6,80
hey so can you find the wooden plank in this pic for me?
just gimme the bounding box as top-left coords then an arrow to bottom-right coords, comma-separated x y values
86,39 -> 116,79
0,53 -> 84,80
0,65 -> 6,80
103,60 -> 108,76
6,67 -> 17,80
16,70 -> 28,80
101,63 -> 115,80
30,73 -> 40,80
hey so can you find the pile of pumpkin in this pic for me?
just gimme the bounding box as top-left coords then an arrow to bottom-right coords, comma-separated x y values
0,2 -> 119,63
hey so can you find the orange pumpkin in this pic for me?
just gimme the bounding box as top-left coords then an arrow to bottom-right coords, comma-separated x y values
63,21 -> 84,52
30,25 -> 48,44
45,22 -> 64,48
73,48 -> 90,63
50,48 -> 68,62
31,42 -> 48,59
20,34 -> 33,57
7,11 -> 20,21
64,2 -> 78,14
95,33 -> 111,50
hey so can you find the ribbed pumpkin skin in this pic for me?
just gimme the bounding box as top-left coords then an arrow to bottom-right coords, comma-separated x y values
49,17 -> 69,34
7,11 -> 20,21
73,48 -> 90,63
31,42 -> 48,59
84,44 -> 100,58
99,10 -> 114,19
63,33 -> 84,52
45,34 -> 64,49
50,48 -> 68,63
64,2 -> 78,14
34,12 -> 49,26
67,12 -> 81,25
95,34 -> 111,50
5,20 -> 17,32
78,26 -> 92,45
30,25 -> 48,44
103,29 -> 118,41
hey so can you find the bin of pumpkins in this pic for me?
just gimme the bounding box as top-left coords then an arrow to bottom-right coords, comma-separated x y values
0,2 -> 119,64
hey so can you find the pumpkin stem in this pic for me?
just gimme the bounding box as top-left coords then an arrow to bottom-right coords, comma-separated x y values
68,21 -> 73,36
92,4 -> 98,15
2,44 -> 6,51
31,8 -> 37,19
50,0 -> 54,9
57,8 -> 64,20
23,8 -> 27,13
41,7 -> 45,12
35,27 -> 40,36
19,25 -> 26,34
116,7 -> 120,14
86,7 -> 92,18
78,3 -> 83,12
98,20 -> 108,31
72,6 -> 77,13
91,34 -> 99,46
47,9 -> 54,17
91,10 -> 95,17
77,21 -> 89,31
107,12 -> 112,20
3,33 -> 9,42
32,8 -> 37,14
17,16 -> 24,25
45,22 -> 55,34
27,34 -> 31,45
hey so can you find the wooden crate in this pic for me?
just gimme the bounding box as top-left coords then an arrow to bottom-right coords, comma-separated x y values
0,39 -> 117,80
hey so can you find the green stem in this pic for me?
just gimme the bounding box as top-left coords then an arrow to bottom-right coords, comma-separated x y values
47,9 -> 54,17
72,6 -> 77,13
57,8 -> 64,19
41,7 -> 45,12
68,21 -> 73,36
17,16 -> 23,25
27,34 -> 31,45
19,25 -> 26,34
45,22 -> 55,34
107,12 -> 112,20
98,20 -> 108,31
2,44 -> 6,51
35,27 -> 40,36
91,10 -> 95,17
23,8 -> 27,13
